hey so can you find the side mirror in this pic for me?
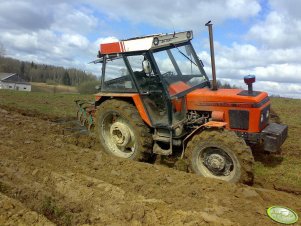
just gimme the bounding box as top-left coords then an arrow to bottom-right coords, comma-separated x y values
142,59 -> 152,74
199,59 -> 204,67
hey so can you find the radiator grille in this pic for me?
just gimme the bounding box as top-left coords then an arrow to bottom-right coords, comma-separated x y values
229,110 -> 249,130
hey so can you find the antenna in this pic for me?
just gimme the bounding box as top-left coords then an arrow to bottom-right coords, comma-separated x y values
172,24 -> 176,37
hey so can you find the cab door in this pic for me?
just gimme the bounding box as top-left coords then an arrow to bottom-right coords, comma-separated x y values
126,54 -> 170,127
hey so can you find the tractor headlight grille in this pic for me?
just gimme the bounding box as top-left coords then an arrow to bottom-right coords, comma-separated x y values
260,105 -> 270,129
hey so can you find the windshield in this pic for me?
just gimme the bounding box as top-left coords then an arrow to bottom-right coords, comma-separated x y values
152,43 -> 208,97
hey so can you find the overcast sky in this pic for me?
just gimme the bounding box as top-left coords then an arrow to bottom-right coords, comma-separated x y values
0,0 -> 301,98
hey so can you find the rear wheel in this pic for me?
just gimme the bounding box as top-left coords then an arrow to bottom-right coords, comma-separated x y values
95,99 -> 153,161
185,130 -> 254,184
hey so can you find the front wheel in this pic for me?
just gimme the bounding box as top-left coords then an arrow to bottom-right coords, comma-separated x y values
95,99 -> 153,161
185,130 -> 254,184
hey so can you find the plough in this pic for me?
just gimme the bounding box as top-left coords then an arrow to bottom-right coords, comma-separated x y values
75,100 -> 96,131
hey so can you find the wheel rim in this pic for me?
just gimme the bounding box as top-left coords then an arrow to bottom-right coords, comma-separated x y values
100,112 -> 136,158
197,147 -> 237,180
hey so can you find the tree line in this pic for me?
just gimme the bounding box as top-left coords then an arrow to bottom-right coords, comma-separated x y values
216,80 -> 240,89
0,56 -> 98,86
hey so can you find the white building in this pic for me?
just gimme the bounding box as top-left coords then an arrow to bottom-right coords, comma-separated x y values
0,73 -> 31,91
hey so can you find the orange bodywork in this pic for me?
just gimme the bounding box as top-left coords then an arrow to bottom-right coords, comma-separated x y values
203,121 -> 227,128
169,82 -> 190,112
94,92 -> 152,126
186,87 -> 269,133
168,81 -> 191,96
95,86 -> 269,133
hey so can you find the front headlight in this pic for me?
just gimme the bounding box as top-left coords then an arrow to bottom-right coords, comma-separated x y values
266,109 -> 270,118
259,105 -> 270,129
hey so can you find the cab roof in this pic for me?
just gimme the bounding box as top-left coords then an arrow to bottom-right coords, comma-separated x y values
99,31 -> 193,55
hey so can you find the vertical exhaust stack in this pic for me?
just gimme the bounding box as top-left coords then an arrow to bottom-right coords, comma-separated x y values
205,21 -> 218,91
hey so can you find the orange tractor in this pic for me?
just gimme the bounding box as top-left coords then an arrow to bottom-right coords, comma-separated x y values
76,22 -> 287,184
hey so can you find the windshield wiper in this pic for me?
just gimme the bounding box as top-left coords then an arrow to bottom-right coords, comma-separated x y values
171,44 -> 197,66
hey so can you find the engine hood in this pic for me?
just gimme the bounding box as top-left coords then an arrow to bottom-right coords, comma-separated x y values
186,87 -> 269,109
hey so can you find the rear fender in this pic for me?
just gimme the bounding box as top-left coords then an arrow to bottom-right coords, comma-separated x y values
94,93 -> 152,127
181,121 -> 227,158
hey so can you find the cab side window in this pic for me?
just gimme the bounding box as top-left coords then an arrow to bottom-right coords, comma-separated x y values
127,54 -> 169,126
127,55 -> 148,91
103,57 -> 137,92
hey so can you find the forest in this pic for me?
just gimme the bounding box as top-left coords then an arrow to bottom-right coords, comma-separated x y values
0,56 -> 98,86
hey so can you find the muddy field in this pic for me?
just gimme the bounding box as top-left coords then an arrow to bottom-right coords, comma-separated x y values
0,107 -> 301,225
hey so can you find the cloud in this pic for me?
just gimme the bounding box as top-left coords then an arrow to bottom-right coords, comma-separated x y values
269,0 -> 301,20
247,12 -> 301,48
197,40 -> 301,97
0,1 -> 53,31
206,43 -> 301,81
0,0 -> 100,71
88,0 -> 261,29
0,0 -> 261,71
51,4 -> 98,35
246,1 -> 301,49
218,78 -> 301,98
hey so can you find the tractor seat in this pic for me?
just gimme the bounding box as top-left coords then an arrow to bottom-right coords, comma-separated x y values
133,71 -> 147,85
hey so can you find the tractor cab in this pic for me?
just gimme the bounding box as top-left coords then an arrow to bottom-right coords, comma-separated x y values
97,31 -> 209,136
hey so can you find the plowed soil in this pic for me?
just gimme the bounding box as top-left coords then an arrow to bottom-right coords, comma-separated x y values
1,108 -> 301,225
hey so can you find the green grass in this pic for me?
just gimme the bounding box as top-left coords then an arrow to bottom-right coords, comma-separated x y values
0,89 -> 92,119
254,97 -> 301,189
255,157 -> 301,188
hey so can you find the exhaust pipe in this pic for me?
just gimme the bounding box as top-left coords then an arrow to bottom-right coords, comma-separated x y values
205,21 -> 218,91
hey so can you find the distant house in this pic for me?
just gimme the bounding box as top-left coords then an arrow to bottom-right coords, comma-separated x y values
0,73 -> 31,91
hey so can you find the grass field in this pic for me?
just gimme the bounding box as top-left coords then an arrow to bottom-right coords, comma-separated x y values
0,89 -> 300,189
31,82 -> 78,94
0,89 -> 92,119
254,97 -> 301,190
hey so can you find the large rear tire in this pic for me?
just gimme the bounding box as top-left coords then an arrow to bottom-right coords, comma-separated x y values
95,99 -> 153,161
185,130 -> 254,184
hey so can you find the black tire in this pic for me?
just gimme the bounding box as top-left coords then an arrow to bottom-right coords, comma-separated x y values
185,130 -> 254,184
95,99 -> 153,161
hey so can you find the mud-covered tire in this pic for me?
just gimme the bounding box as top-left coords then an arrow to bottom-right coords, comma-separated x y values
95,99 -> 153,161
185,130 -> 254,184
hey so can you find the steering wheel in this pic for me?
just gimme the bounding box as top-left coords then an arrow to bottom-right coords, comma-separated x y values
161,71 -> 174,77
